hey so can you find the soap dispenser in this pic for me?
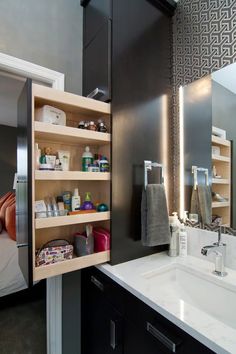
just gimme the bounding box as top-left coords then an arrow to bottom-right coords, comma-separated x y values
168,212 -> 180,257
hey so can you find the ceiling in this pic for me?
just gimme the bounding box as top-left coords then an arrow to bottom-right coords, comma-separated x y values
212,63 -> 236,95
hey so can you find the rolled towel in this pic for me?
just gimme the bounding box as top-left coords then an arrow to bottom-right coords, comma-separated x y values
141,184 -> 170,247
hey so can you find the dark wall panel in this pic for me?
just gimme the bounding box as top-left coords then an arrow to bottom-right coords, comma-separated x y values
0,125 -> 17,196
183,76 -> 212,212
111,0 -> 172,264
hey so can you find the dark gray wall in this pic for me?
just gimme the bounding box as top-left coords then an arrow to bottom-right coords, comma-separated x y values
0,125 -> 17,196
0,0 -> 83,94
172,0 -> 236,211
212,81 -> 236,227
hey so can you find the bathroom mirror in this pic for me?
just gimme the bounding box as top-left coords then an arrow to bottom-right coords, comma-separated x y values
180,62 -> 236,234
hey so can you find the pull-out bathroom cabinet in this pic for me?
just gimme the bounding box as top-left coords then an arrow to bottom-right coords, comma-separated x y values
82,0 -> 176,265
16,80 -> 111,286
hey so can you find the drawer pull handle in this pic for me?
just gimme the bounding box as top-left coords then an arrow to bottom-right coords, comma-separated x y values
90,275 -> 104,292
146,322 -> 178,353
110,319 -> 117,350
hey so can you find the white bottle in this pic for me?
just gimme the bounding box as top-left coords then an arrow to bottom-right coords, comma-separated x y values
35,143 -> 41,170
179,223 -> 187,257
168,212 -> 181,257
71,188 -> 81,211
82,146 -> 93,172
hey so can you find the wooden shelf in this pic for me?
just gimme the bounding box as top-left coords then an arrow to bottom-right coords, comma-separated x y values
35,211 -> 110,229
212,154 -> 230,163
212,135 -> 230,147
212,178 -> 230,185
212,202 -> 230,208
34,121 -> 111,145
33,84 -> 111,116
35,170 -> 110,181
34,251 -> 110,281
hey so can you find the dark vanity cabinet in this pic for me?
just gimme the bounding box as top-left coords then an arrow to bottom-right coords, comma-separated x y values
82,0 -> 176,266
82,267 -> 215,354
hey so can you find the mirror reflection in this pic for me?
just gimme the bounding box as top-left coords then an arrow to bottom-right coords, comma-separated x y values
182,62 -> 236,230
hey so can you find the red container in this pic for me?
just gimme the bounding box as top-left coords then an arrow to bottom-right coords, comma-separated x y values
93,228 -> 110,252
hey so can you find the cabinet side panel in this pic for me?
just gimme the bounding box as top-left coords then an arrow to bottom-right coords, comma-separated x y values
16,79 -> 33,287
111,0 -> 172,264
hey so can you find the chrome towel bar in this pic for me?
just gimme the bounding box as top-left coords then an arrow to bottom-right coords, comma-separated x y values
192,165 -> 209,190
144,160 -> 164,190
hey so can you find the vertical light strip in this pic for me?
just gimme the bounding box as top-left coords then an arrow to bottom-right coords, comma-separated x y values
179,86 -> 185,219
162,94 -> 169,207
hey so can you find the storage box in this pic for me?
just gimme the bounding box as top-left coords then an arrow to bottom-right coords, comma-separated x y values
35,105 -> 66,126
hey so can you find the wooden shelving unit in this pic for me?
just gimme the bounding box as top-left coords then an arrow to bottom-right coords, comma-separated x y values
212,202 -> 230,208
32,84 -> 111,280
35,121 -> 111,145
211,134 -> 231,225
34,251 -> 110,281
35,170 -> 111,181
35,211 -> 110,229
212,178 -> 230,185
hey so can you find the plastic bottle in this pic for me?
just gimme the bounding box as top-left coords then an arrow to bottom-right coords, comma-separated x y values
35,143 -> 41,170
72,188 -> 81,211
82,146 -> 94,172
168,212 -> 181,257
99,156 -> 109,172
179,223 -> 187,257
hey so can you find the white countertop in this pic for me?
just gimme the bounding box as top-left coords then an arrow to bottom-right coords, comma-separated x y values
98,252 -> 236,354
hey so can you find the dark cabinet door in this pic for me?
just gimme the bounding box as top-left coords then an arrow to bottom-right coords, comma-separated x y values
82,0 -> 111,47
82,270 -> 123,354
82,0 -> 111,102
83,19 -> 111,102
16,79 -> 33,287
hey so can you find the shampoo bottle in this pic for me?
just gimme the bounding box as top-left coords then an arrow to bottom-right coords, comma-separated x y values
72,188 -> 81,211
179,223 -> 187,257
168,212 -> 180,257
82,146 -> 94,172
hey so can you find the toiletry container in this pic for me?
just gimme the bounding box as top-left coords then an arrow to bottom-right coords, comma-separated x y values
35,143 -> 41,170
168,212 -> 180,257
99,156 -> 109,172
179,223 -> 187,257
72,188 -> 81,211
62,191 -> 72,211
82,146 -> 94,172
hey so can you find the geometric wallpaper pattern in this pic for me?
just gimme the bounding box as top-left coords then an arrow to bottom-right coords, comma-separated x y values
172,0 -> 236,233
172,0 -> 236,200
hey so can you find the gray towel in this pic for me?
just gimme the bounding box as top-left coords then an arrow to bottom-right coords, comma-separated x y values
190,185 -> 212,224
141,184 -> 170,247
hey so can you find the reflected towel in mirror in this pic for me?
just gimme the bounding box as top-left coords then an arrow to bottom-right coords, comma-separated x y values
190,185 -> 212,224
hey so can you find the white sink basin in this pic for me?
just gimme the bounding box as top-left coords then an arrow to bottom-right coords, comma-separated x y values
142,263 -> 236,330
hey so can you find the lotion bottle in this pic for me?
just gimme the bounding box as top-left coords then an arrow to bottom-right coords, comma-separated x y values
168,212 -> 180,257
72,188 -> 81,211
179,223 -> 187,257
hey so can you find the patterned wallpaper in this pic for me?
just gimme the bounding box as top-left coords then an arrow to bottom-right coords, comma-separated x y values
172,0 -> 236,211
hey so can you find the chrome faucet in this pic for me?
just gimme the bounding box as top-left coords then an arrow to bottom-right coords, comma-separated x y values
201,227 -> 227,277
